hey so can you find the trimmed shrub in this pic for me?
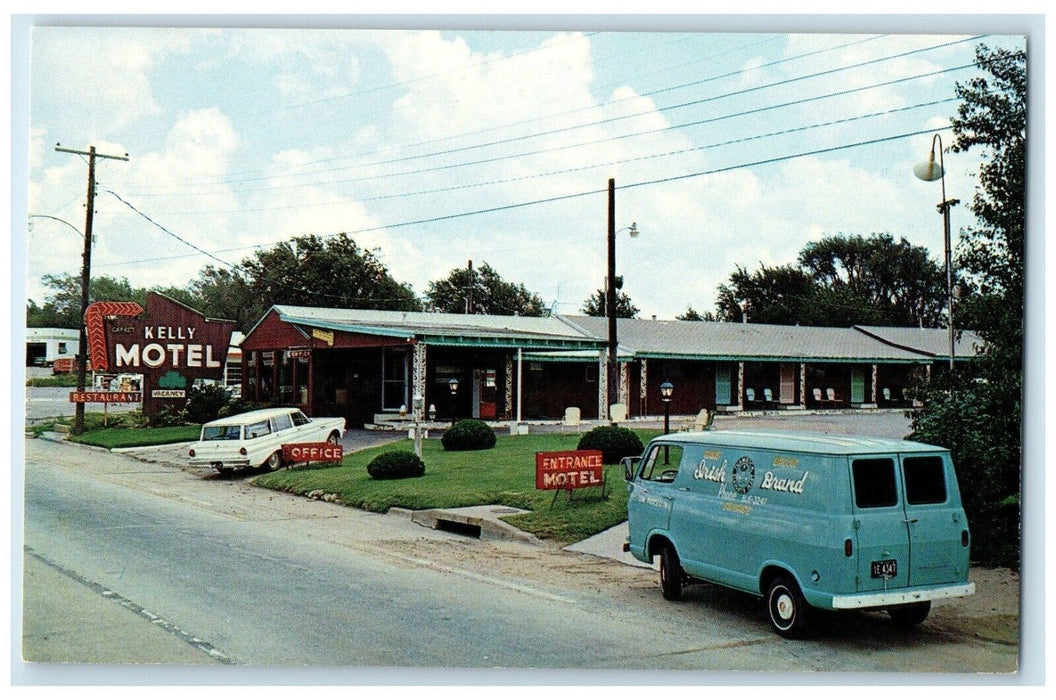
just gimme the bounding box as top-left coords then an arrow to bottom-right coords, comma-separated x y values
577,425 -> 644,464
147,405 -> 185,428
441,419 -> 497,451
367,451 -> 426,480
184,384 -> 232,424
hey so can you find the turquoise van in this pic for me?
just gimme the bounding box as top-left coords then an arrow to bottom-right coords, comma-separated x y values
623,430 -> 975,638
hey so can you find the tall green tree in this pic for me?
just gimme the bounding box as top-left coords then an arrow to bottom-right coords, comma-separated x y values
425,261 -> 546,316
240,233 -> 421,315
26,274 -> 148,328
184,265 -> 260,331
909,44 -> 1026,568
714,234 -> 946,327
581,288 -> 639,318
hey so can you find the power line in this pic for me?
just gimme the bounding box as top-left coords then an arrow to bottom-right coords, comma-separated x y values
126,34 -> 970,195
96,125 -> 949,271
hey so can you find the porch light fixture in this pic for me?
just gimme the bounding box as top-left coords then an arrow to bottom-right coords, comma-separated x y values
448,377 -> 459,395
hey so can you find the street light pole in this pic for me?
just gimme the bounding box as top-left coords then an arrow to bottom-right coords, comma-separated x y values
913,134 -> 959,371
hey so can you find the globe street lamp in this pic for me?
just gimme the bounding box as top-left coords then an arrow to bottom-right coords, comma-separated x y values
913,134 -> 960,371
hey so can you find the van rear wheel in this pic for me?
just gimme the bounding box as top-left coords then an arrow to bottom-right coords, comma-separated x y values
659,545 -> 683,601
889,602 -> 931,629
766,575 -> 811,638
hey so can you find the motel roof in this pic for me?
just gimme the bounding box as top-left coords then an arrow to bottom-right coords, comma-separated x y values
246,306 -> 978,364
563,316 -> 977,364
264,305 -> 605,350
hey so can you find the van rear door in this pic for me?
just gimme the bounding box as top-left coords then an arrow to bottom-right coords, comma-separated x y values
899,453 -> 967,586
850,457 -> 910,592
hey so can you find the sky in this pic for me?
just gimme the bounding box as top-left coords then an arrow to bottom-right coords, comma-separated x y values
16,17 -> 1032,322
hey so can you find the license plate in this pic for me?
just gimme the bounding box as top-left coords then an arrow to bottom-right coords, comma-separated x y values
871,559 -> 897,578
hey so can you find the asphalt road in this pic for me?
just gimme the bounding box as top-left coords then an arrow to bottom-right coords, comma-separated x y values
18,418 -> 1020,683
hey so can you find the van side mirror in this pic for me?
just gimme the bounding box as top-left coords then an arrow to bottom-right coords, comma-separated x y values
621,456 -> 640,481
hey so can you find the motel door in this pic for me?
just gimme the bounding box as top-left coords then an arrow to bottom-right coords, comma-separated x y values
715,365 -> 732,406
851,367 -> 866,404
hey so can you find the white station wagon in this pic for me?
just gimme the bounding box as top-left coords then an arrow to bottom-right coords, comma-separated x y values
188,407 -> 346,475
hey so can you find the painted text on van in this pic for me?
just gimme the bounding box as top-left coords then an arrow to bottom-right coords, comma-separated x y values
759,470 -> 810,494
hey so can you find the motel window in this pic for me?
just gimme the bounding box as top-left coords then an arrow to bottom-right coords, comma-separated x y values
58,342 -> 68,354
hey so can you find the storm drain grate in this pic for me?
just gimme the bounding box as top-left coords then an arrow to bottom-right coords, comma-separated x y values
434,518 -> 482,539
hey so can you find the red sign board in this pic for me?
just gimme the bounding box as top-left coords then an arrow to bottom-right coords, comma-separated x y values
282,442 -> 344,463
535,450 -> 604,490
69,391 -> 142,404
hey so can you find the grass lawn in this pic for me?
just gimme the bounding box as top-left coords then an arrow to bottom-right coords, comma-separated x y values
256,429 -> 661,545
70,425 -> 202,449
26,374 -> 79,388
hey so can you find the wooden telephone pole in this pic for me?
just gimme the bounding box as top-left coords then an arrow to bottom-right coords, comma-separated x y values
55,144 -> 129,434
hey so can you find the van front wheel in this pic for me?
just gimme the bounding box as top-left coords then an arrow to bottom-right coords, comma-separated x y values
766,575 -> 810,638
659,545 -> 683,601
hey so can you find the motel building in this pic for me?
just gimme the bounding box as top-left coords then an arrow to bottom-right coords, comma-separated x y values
239,305 -> 980,429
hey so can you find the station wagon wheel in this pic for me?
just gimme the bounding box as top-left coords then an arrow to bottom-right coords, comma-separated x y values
659,544 -> 683,601
327,432 -> 340,445
265,451 -> 284,471
766,575 -> 810,638
888,602 -> 931,630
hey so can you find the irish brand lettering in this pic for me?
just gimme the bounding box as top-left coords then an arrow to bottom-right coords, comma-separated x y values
759,470 -> 810,494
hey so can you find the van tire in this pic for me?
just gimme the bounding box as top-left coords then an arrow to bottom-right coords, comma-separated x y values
766,575 -> 810,638
659,545 -> 683,601
889,602 -> 931,629
265,451 -> 283,471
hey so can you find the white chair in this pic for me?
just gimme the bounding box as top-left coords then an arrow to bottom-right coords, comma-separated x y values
609,403 -> 627,424
562,406 -> 581,433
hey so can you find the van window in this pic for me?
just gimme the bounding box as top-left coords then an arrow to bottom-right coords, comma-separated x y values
903,456 -> 948,504
640,444 -> 684,483
245,420 -> 272,439
852,458 -> 898,508
272,413 -> 294,432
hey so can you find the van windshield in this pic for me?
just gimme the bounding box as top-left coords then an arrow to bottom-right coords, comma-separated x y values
202,425 -> 241,441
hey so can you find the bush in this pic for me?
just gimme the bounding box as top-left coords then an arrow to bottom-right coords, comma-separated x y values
577,425 -> 644,464
441,419 -> 497,451
147,405 -> 185,428
367,451 -> 426,480
184,384 -> 232,424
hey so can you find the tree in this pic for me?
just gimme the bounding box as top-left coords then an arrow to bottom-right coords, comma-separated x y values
713,234 -> 946,327
184,266 -> 260,332
240,233 -> 421,314
425,261 -> 545,316
909,44 -> 1026,569
26,274 -> 148,328
581,288 -> 639,318
676,306 -> 716,322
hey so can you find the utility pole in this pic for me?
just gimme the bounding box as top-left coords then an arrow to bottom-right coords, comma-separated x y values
55,144 -> 129,434
606,178 -> 618,419
465,259 -> 474,314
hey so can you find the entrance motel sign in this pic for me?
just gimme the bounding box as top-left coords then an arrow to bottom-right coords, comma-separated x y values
85,292 -> 235,415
